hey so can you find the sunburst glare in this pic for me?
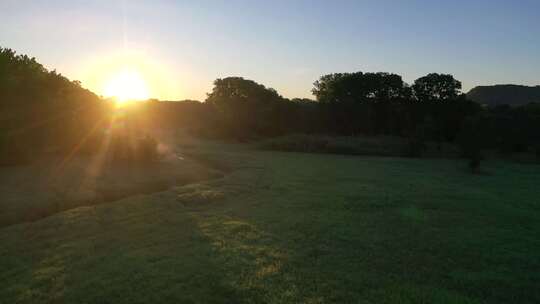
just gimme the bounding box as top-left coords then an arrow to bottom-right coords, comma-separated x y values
103,68 -> 150,103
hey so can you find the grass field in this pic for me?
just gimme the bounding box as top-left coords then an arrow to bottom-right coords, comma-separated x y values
1,140 -> 539,303
0,151 -> 220,228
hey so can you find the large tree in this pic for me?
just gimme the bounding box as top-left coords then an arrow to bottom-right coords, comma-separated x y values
312,72 -> 408,103
412,73 -> 462,101
311,72 -> 411,135
205,77 -> 289,138
206,77 -> 282,107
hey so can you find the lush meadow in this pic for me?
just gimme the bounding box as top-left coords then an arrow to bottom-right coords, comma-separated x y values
1,141 -> 539,303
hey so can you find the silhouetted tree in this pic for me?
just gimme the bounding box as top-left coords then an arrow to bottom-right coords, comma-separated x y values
4,45 -> 539,162
311,72 -> 410,135
412,73 -> 462,101
205,77 -> 288,139
0,47 -> 109,164
312,72 -> 408,103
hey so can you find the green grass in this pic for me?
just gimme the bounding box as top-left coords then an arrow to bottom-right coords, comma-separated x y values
1,141 -> 539,303
0,153 -> 220,227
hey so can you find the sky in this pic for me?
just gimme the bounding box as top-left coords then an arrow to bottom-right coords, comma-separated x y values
1,0 -> 539,101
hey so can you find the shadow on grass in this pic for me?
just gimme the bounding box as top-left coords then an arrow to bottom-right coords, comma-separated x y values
0,153 -> 223,228
0,191 -> 246,304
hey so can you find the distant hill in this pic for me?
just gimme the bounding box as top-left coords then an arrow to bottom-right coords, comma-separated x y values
467,85 -> 540,107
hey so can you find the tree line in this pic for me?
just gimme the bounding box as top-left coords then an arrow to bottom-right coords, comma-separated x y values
145,74 -> 540,160
1,47 -> 539,165
0,48 -> 111,164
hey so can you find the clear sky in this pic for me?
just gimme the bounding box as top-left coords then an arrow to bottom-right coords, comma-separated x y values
1,0 -> 539,101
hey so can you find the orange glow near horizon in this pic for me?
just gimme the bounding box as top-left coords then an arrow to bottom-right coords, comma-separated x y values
103,68 -> 150,103
77,49 -> 182,101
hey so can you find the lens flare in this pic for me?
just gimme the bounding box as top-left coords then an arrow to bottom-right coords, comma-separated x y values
103,68 -> 150,103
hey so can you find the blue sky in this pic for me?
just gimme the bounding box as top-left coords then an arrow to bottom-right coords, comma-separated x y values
1,0 -> 539,100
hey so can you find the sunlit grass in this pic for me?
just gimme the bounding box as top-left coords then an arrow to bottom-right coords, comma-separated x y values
1,141 -> 539,303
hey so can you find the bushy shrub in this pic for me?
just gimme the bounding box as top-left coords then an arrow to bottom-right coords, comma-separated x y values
259,134 -> 460,158
261,134 -> 329,153
404,136 -> 426,158
259,134 -> 409,157
468,153 -> 483,172
109,133 -> 160,163
457,116 -> 485,173
136,135 -> 159,162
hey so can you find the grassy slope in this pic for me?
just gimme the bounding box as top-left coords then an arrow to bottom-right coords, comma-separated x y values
0,153 -> 221,228
1,142 -> 539,303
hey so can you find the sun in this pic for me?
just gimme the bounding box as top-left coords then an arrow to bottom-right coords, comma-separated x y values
103,68 -> 150,103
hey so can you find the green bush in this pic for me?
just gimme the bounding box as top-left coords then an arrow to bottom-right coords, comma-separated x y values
259,134 -> 409,157
259,134 -> 459,158
136,135 -> 159,162
457,116 -> 486,173
109,133 -> 160,163
404,136 -> 426,158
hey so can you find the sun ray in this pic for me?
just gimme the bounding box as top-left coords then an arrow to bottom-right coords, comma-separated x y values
103,68 -> 150,104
